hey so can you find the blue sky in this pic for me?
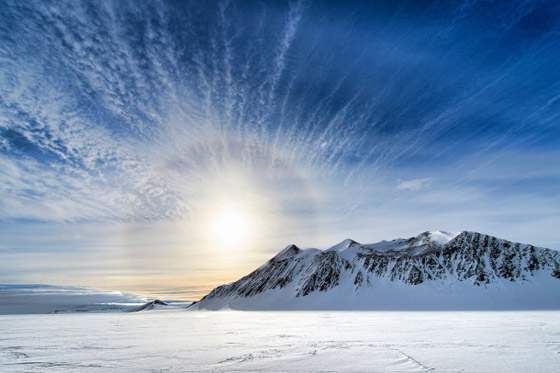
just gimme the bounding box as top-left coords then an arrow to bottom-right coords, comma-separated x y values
1,0 -> 559,295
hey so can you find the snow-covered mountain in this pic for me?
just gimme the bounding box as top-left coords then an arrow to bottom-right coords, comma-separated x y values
130,299 -> 170,312
190,231 -> 560,310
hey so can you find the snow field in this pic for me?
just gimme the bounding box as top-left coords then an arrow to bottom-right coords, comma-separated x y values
1,310 -> 559,372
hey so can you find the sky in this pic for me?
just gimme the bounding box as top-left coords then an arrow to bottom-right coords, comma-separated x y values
1,0 -> 559,298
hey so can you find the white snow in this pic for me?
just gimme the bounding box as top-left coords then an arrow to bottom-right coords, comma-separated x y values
428,230 -> 460,244
0,310 -> 558,372
361,238 -> 409,251
359,230 -> 458,252
325,238 -> 359,252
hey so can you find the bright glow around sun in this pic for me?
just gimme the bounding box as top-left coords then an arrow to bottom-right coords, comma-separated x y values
210,208 -> 250,248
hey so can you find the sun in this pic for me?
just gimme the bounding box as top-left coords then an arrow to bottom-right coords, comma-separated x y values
210,208 -> 250,248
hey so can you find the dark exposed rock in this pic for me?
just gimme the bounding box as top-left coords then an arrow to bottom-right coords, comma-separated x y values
354,271 -> 364,287
130,299 -> 169,312
298,251 -> 349,296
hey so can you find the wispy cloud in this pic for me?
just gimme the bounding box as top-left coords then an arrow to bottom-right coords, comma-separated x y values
396,178 -> 432,191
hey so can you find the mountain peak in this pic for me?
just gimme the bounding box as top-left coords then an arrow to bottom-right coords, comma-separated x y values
131,299 -> 169,312
410,230 -> 460,245
428,230 -> 461,244
270,244 -> 301,262
326,238 -> 360,252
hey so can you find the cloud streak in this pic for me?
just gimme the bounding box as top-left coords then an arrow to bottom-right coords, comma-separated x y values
396,178 -> 432,191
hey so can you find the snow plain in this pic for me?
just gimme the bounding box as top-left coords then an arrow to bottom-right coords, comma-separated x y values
1,309 -> 559,372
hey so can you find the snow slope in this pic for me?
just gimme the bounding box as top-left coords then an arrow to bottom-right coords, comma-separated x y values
191,231 -> 560,310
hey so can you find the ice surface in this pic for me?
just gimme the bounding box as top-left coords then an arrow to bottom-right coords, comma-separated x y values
0,310 -> 559,372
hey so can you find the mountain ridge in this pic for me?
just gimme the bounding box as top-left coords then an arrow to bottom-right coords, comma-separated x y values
190,230 -> 560,310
